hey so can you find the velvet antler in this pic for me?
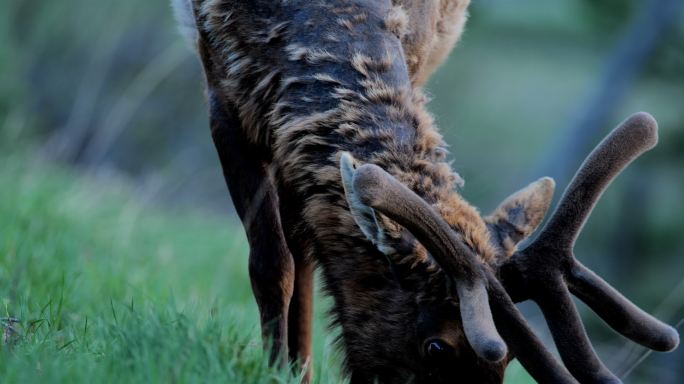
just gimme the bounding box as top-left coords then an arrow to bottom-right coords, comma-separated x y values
342,112 -> 678,383
499,112 -> 680,383
350,159 -> 580,382
351,161 -> 508,363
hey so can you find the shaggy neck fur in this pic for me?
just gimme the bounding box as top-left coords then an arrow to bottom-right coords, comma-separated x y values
191,0 -> 494,379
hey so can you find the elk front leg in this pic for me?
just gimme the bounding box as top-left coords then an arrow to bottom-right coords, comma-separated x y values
277,198 -> 315,382
242,177 -> 294,367
209,94 -> 294,366
288,255 -> 314,381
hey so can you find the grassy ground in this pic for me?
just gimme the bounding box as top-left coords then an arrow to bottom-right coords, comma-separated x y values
0,149 -> 533,383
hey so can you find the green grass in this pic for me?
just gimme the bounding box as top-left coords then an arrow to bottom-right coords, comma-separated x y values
0,151 -> 330,383
0,150 -> 533,383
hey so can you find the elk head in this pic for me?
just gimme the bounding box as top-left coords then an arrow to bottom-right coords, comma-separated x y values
339,112 -> 679,383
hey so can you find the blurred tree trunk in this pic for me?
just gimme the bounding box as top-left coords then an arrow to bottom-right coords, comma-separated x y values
523,0 -> 684,367
536,0 -> 684,184
538,1 -> 684,379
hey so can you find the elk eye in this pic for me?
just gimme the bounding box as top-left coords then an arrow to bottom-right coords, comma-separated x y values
424,339 -> 451,359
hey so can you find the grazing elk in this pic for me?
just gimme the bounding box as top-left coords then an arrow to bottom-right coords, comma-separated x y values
172,0 -> 679,382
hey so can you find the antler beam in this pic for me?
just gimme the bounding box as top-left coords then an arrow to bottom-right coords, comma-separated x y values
344,113 -> 679,383
352,163 -> 508,363
499,112 -> 679,383
484,268 -> 579,384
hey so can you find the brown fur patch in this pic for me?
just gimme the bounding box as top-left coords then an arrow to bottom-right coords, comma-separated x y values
436,195 -> 497,263
286,43 -> 341,64
385,6 -> 408,38
181,1 -> 520,381
391,0 -> 472,86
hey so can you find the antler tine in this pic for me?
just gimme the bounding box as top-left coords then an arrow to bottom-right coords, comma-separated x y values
352,163 -> 508,362
483,269 -> 579,384
568,262 -> 679,351
535,112 -> 658,248
499,112 -> 679,383
530,112 -> 678,350
536,276 -> 622,383
501,264 -> 622,382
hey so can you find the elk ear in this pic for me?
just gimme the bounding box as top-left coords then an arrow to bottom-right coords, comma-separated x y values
485,177 -> 555,257
340,152 -> 394,254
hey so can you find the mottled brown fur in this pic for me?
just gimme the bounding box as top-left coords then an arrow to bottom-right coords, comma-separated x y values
172,1 -> 679,383
392,0 -> 471,86
179,0 -> 511,382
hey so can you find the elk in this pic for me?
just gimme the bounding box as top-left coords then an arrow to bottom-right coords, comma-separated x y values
172,0 -> 680,382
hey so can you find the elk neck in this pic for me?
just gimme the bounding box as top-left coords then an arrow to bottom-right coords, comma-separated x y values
197,0 -> 497,375
200,1 -> 463,204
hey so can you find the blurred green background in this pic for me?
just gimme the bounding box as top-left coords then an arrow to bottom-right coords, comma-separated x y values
1,0 -> 683,382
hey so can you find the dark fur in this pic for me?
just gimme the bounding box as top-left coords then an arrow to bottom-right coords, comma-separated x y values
189,1 -> 500,381
174,1 -> 679,382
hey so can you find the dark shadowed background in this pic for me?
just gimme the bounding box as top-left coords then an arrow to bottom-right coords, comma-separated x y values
1,0 -> 683,382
